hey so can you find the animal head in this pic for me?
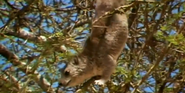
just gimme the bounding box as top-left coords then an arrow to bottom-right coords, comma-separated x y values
59,56 -> 93,87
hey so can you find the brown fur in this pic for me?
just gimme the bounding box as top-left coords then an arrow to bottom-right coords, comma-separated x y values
59,0 -> 128,86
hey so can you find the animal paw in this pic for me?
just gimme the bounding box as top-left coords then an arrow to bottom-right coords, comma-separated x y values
95,79 -> 106,86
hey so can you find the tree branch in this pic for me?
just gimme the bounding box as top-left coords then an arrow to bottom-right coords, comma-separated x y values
0,44 -> 54,92
131,45 -> 171,93
5,29 -> 47,43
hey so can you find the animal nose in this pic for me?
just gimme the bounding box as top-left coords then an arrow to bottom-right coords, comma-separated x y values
59,80 -> 68,86
59,82 -> 63,86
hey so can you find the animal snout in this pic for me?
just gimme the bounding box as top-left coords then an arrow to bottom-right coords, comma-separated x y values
59,79 -> 68,86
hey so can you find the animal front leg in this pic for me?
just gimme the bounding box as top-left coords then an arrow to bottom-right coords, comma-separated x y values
95,55 -> 116,85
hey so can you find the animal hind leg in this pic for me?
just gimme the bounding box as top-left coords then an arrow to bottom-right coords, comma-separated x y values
95,55 -> 116,85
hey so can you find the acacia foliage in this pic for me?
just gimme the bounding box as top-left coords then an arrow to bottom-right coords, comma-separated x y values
0,0 -> 185,93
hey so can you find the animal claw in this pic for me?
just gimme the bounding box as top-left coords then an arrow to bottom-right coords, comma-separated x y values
95,79 -> 106,86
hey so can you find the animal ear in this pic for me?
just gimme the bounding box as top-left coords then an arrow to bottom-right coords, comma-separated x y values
73,56 -> 79,65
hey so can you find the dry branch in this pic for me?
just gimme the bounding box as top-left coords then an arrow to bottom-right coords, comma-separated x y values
0,44 -> 54,92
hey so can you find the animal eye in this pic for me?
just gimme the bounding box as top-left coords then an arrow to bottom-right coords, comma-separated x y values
64,71 -> 70,76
